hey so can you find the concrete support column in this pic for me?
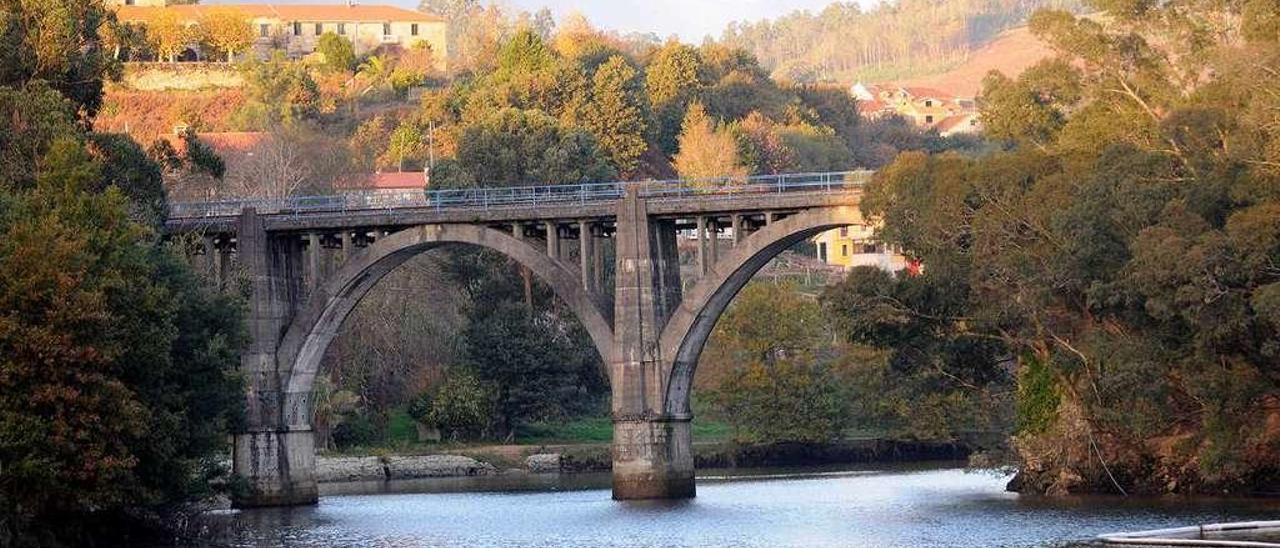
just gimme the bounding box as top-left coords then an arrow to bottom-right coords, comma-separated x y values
592,229 -> 605,290
212,237 -> 227,290
695,216 -> 707,276
611,188 -> 695,501
708,218 -> 719,263
730,214 -> 742,246
339,231 -> 352,265
306,233 -> 320,295
202,235 -> 217,278
579,220 -> 591,290
545,221 -> 560,259
231,208 -> 318,508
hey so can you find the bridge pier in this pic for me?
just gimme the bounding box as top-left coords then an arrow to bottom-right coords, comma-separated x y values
231,208 -> 319,508
233,429 -> 318,507
610,187 -> 695,500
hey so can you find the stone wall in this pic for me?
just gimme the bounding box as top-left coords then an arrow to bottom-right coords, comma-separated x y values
122,63 -> 244,91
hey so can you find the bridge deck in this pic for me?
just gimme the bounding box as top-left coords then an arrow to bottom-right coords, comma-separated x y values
166,171 -> 870,233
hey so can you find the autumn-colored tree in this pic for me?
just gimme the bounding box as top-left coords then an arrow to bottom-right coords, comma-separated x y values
0,0 -> 117,118
730,111 -> 795,174
672,101 -> 746,183
147,8 -> 189,63
197,8 -> 253,62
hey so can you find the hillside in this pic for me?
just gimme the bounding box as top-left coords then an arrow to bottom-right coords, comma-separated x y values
897,25 -> 1055,97
95,88 -> 247,143
719,0 -> 1080,86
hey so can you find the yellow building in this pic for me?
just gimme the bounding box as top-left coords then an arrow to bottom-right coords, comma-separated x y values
812,225 -> 910,272
111,2 -> 448,70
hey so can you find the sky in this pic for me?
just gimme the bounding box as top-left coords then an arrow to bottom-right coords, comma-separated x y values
202,0 -> 872,42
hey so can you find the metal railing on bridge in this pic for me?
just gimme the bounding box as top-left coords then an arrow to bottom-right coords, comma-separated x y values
166,170 -> 874,219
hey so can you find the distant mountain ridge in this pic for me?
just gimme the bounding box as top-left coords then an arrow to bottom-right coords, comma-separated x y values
718,0 -> 1078,90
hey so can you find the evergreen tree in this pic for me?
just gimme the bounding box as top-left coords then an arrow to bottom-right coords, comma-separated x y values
584,55 -> 648,176
645,41 -> 705,154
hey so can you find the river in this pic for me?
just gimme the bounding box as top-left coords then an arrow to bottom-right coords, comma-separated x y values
192,462 -> 1279,547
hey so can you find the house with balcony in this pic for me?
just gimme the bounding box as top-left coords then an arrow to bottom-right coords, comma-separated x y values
110,1 -> 447,70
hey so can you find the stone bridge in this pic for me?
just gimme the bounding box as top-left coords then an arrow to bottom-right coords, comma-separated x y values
167,171 -> 870,507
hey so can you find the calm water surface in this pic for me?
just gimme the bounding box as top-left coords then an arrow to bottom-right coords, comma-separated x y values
198,463 -> 1279,547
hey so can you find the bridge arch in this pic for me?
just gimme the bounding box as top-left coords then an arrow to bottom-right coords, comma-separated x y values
275,223 -> 615,426
657,206 -> 863,417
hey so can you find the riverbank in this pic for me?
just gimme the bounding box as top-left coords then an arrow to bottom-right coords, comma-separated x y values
314,438 -> 973,482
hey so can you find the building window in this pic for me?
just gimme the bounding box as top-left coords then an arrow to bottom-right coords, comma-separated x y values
970,118 -> 978,126
839,226 -> 848,238
411,23 -> 419,36
259,23 -> 269,37
925,99 -> 933,107
315,23 -> 323,35
863,243 -> 878,254
818,242 -> 827,262
382,23 -> 391,35
125,0 -> 135,5
841,244 -> 849,257
925,115 -> 934,124
293,22 -> 301,36
338,23 -> 346,35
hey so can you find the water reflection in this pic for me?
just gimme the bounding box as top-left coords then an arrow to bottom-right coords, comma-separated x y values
193,463 -> 1279,548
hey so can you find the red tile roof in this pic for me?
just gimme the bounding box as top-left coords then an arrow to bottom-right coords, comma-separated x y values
900,86 -> 955,101
935,113 -> 979,134
114,4 -> 443,24
336,171 -> 428,190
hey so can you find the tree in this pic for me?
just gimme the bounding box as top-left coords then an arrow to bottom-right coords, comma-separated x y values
147,8 -> 189,63
455,108 -> 615,186
232,52 -> 320,129
730,111 -> 795,174
645,41 -> 704,154
0,0 -> 117,118
839,0 -> 1280,495
461,301 -> 601,439
0,139 -> 244,542
385,122 -> 425,171
672,101 -> 747,182
423,370 -> 495,440
583,55 -> 648,176
0,84 -> 77,191
317,32 -> 356,72
228,128 -> 349,199
700,283 -> 848,444
197,8 -> 253,62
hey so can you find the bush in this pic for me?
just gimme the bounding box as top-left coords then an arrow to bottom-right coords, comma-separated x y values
332,413 -> 380,449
